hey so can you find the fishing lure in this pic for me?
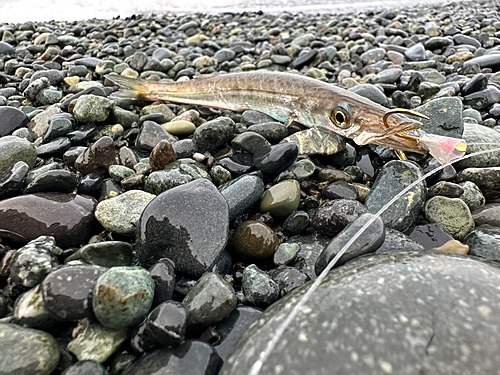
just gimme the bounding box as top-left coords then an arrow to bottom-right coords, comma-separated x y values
105,71 -> 466,164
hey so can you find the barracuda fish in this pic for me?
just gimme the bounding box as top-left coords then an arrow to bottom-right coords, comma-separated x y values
105,71 -> 466,164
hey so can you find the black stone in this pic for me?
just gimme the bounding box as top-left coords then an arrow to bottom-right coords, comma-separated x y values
41,265 -> 106,321
36,137 -> 72,156
268,266 -> 310,295
215,153 -> 254,177
322,181 -> 358,200
146,301 -> 187,347
463,225 -> 500,261
282,210 -> 310,235
135,121 -> 176,152
213,306 -> 262,362
311,199 -> 368,236
0,161 -> 29,199
461,73 -> 488,96
135,179 -> 229,277
407,223 -> 454,249
123,340 -> 222,375
315,213 -> 385,274
375,228 -> 425,253
291,50 -> 318,70
0,193 -> 97,247
24,170 -> 78,194
77,173 -> 103,195
0,106 -> 28,136
149,259 -> 176,307
253,143 -> 298,175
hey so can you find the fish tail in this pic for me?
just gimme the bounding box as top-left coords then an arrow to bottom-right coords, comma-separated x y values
105,74 -> 151,100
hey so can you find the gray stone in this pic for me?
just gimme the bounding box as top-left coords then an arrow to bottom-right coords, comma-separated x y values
183,272 -> 237,327
95,190 -> 156,235
0,135 -> 37,176
365,160 -> 426,232
413,97 -> 463,138
219,174 -> 265,221
459,181 -> 485,210
0,323 -> 60,375
220,252 -> 500,375
375,228 -> 425,253
454,122 -> 500,168
463,225 -> 500,262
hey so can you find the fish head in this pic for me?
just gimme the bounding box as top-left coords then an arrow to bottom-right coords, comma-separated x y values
326,100 -> 424,145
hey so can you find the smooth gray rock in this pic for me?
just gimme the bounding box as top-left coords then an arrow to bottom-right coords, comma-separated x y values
220,252 -> 500,375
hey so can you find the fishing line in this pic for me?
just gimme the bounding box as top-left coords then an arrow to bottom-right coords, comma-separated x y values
248,145 -> 500,375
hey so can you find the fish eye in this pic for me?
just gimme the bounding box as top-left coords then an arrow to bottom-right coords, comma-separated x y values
331,107 -> 350,129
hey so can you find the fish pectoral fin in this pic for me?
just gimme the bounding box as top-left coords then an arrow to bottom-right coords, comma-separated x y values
285,114 -> 299,128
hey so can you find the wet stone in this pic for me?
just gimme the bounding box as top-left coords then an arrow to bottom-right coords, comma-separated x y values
286,159 -> 315,179
246,122 -> 287,142
146,301 -> 187,347
77,173 -> 103,195
149,140 -> 176,171
260,179 -> 300,217
145,169 -> 194,195
41,264 -> 106,321
95,190 -> 155,235
64,241 -> 133,268
73,95 -> 114,123
254,143 -> 298,175
213,306 -> 262,363
427,181 -> 464,199
365,160 -> 426,232
232,132 -> 270,154
24,170 -> 78,194
463,225 -> 500,261
61,361 -> 108,375
464,86 -> 500,110
122,339 -> 221,375
13,285 -> 57,330
36,136 -> 72,156
219,174 -> 265,221
210,165 -> 232,186
0,135 -> 37,176
349,84 -> 389,106
424,196 -> 474,240
322,180 -> 358,200
163,120 -> 196,137
108,165 -> 134,181
407,223 -> 455,248
10,236 -> 60,288
273,242 -> 301,266
136,178 -> 229,277
472,203 -> 500,226
462,73 -> 488,96
464,54 -> 500,69
318,167 -> 353,183
67,318 -> 128,362
375,228 -> 425,253
92,266 -> 155,329
43,114 -> 76,142
228,220 -> 280,260
241,264 -> 279,307
315,213 -> 385,274
136,121 -> 176,152
193,117 -> 236,153
282,210 -> 310,235
172,139 -> 197,159
0,323 -> 60,375
75,136 -> 116,175
311,199 -> 368,236
0,161 -> 29,199
220,252 -> 500,375
413,97 -> 464,138
0,106 -> 28,136
457,167 -> 500,200
149,259 -> 176,307
281,127 -> 345,155
459,181 -> 485,210
269,266 -> 310,296
455,123 -> 500,169
183,272 -> 237,327
215,153 -> 254,177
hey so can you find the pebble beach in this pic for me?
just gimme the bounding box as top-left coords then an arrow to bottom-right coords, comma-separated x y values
2,0 -> 500,374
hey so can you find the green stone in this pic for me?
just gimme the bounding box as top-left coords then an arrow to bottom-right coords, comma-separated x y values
95,190 -> 156,235
108,165 -> 135,182
92,266 -> 154,328
260,179 -> 300,217
210,165 -> 232,186
67,318 -> 127,363
0,136 -> 37,176
73,95 -> 114,123
65,241 -> 134,267
270,54 -> 291,65
273,242 -> 300,266
232,132 -> 270,154
318,167 -> 353,183
286,159 -> 315,179
0,323 -> 59,375
140,104 -> 175,122
424,196 -> 475,240
162,120 -> 196,136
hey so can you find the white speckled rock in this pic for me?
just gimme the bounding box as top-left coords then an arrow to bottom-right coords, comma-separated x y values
95,190 -> 156,235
